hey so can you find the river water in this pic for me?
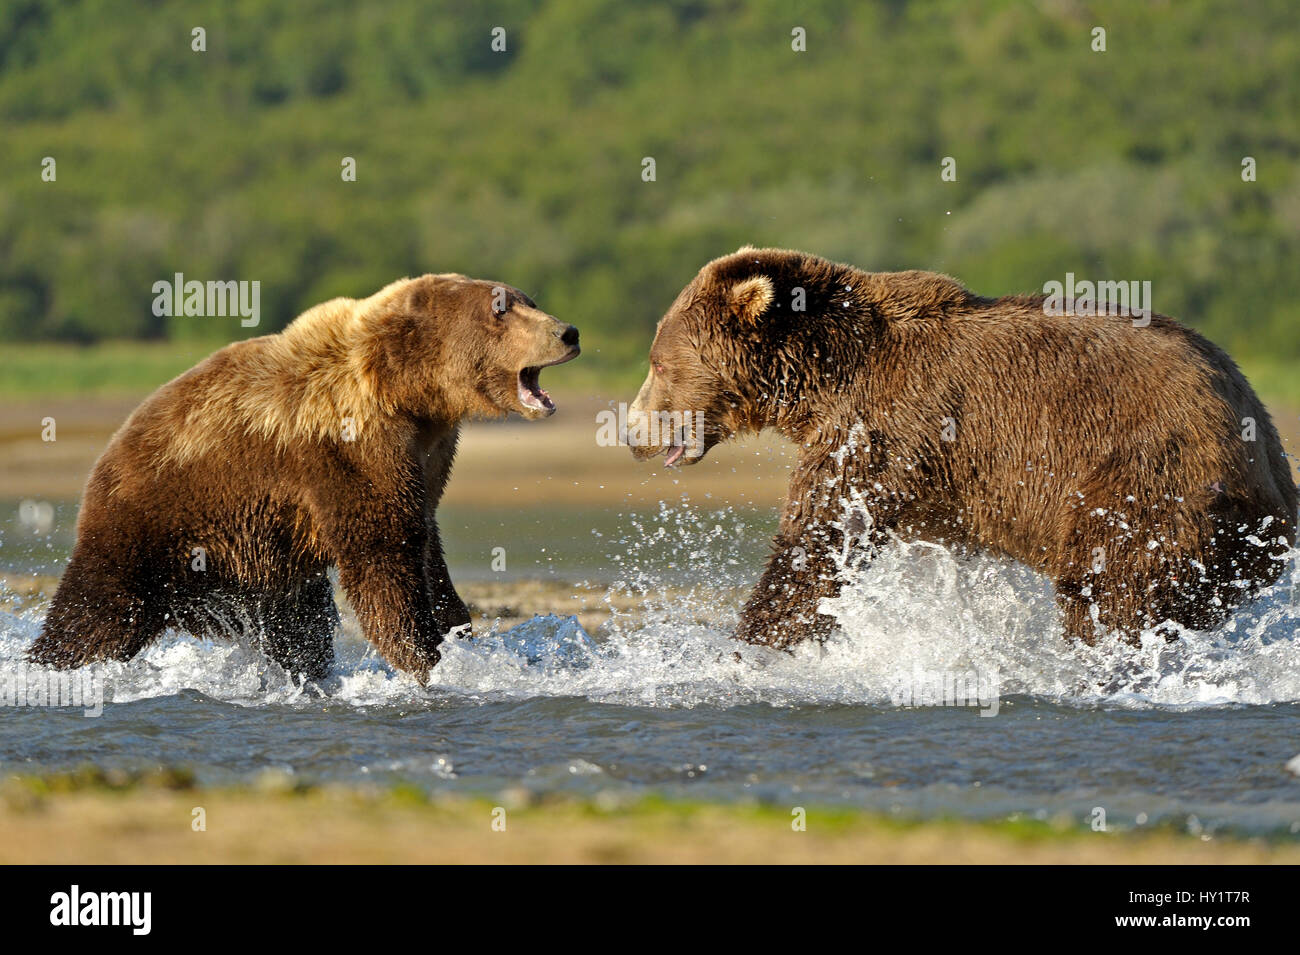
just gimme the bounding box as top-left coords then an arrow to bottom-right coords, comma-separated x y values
2,499 -> 1298,837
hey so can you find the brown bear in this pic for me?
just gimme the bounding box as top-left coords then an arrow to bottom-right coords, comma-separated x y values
628,246 -> 1296,650
28,274 -> 579,681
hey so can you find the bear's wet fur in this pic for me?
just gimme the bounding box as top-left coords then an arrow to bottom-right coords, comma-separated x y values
629,247 -> 1296,648
28,274 -> 579,681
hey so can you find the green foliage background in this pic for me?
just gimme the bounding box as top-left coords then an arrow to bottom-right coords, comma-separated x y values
2,0 -> 1298,382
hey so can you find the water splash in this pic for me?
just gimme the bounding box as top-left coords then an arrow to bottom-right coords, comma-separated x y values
2,503 -> 1297,711
818,534 -> 1300,707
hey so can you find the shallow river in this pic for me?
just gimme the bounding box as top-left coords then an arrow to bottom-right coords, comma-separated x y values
2,500 -> 1298,837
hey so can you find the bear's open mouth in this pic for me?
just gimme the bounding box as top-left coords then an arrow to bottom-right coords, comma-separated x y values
517,366 -> 554,413
664,444 -> 687,467
517,347 -> 580,416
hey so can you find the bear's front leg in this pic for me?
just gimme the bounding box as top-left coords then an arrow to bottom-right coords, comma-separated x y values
733,450 -> 896,650
423,519 -> 472,636
734,524 -> 845,650
338,549 -> 444,681
319,485 -> 445,681
419,426 -> 472,637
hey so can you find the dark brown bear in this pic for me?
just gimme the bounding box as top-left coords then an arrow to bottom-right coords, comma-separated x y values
628,247 -> 1295,649
28,275 -> 579,681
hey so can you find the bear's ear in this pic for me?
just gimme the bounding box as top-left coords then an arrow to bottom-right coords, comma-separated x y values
728,275 -> 774,325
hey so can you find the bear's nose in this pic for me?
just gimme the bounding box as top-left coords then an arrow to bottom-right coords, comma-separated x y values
559,325 -> 580,348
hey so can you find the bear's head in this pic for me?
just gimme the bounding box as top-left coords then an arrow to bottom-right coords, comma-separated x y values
627,247 -> 805,466
355,274 -> 579,422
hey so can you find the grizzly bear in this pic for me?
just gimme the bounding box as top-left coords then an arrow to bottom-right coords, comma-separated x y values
28,274 -> 579,681
628,247 -> 1296,649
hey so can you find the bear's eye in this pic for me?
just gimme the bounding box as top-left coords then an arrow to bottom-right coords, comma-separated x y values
653,362 -> 665,376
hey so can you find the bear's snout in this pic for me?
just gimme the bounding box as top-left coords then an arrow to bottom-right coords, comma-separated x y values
628,436 -> 660,461
515,317 -> 580,418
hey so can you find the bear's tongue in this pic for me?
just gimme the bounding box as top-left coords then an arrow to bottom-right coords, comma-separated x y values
664,443 -> 686,467
517,367 -> 555,413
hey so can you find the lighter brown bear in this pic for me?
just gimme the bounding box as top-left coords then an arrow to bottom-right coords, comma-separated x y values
628,247 -> 1295,649
28,274 -> 579,681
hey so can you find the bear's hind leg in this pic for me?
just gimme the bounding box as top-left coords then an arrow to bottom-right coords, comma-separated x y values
1055,560 -> 1184,648
254,573 -> 338,682
27,555 -> 167,668
1054,574 -> 1103,647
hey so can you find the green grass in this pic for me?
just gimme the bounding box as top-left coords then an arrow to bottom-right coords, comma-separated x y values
3,0 -> 1300,367
1,341 -> 1293,414
1236,356 -> 1300,411
0,340 -> 215,398
0,340 -> 644,400
0,767 -> 1200,844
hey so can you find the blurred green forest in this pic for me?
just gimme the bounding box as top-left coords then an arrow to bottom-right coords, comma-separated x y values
2,0 -> 1298,385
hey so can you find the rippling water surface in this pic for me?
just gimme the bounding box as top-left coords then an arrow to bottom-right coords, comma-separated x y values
3,502 -> 1299,836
